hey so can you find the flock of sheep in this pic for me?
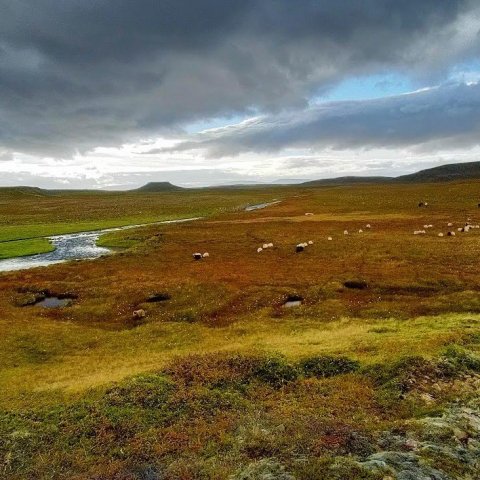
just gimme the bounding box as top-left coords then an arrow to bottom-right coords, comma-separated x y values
189,206 -> 480,263
133,203 -> 480,320
414,221 -> 480,237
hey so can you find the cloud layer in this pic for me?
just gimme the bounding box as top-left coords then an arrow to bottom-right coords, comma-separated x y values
159,82 -> 480,157
1,0 -> 479,158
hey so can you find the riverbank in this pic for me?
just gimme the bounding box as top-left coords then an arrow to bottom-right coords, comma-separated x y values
0,238 -> 55,259
0,188 -> 284,258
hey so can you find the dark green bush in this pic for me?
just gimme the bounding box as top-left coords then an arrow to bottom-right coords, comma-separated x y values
300,355 -> 360,378
253,355 -> 299,387
441,345 -> 480,374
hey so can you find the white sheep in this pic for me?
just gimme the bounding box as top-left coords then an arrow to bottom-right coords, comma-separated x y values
305,212 -> 314,216
267,243 -> 274,248
257,247 -> 263,253
438,233 -> 444,237
308,240 -> 313,245
358,229 -> 363,233
447,222 -> 453,227
133,309 -> 146,319
366,224 -> 371,229
202,252 -> 210,258
328,236 -> 333,241
262,243 -> 269,249
344,230 -> 349,235
193,252 -> 203,260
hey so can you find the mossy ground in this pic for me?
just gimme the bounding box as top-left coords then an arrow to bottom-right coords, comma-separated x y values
1,181 -> 480,478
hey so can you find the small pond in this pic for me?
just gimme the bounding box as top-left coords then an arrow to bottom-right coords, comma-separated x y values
35,296 -> 73,308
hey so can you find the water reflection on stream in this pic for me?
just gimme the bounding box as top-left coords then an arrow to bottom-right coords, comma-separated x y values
0,218 -> 200,272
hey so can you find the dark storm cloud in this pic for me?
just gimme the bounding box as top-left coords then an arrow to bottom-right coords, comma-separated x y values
157,82 -> 480,156
0,0 -> 479,156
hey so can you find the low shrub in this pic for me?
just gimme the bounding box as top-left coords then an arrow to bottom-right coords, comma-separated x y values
300,355 -> 360,378
252,355 -> 299,388
440,345 -> 480,374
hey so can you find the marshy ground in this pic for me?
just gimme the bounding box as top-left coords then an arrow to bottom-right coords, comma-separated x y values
1,181 -> 480,479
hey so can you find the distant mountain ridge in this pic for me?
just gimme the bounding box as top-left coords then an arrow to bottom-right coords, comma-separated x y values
1,162 -> 480,193
394,161 -> 480,183
300,176 -> 392,187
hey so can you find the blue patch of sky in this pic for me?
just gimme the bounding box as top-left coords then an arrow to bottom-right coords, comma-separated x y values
449,58 -> 480,83
312,72 -> 414,104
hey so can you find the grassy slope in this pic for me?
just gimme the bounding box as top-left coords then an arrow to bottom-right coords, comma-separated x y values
1,180 -> 480,478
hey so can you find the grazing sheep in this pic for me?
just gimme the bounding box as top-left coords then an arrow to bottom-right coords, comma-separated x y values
344,230 -> 349,235
366,224 -> 371,228
308,240 -> 314,245
438,233 -> 444,237
447,222 -> 453,227
257,247 -> 263,253
328,236 -> 333,241
447,231 -> 456,236
267,243 -> 274,248
358,229 -> 363,233
414,230 -> 426,235
263,243 -> 269,249
305,212 -> 314,216
193,253 -> 203,260
133,309 -> 146,319
202,252 -> 209,258
296,244 -> 305,253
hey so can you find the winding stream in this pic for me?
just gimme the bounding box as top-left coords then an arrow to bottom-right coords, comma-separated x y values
0,218 -> 200,273
244,200 -> 281,211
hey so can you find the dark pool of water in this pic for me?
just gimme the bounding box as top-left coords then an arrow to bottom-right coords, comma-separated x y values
283,295 -> 303,308
35,296 -> 73,308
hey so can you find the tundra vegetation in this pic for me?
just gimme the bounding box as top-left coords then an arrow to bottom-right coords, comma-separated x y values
1,181 -> 480,479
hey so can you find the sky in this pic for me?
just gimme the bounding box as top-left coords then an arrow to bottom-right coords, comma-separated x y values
1,1 -> 480,189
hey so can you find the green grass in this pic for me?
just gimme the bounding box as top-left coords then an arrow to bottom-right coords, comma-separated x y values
0,238 -> 54,259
